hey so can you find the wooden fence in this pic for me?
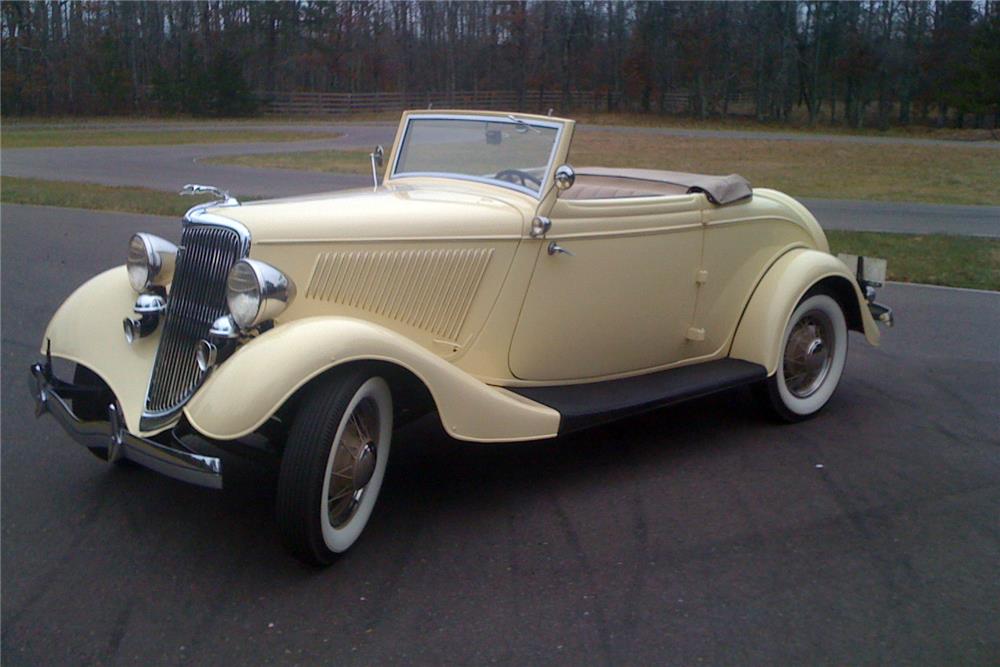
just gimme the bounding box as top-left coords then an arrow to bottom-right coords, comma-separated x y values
254,89 -> 995,128
256,89 -> 695,116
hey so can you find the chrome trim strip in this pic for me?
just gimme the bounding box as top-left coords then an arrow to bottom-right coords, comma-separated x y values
183,208 -> 252,255
29,363 -> 223,489
388,112 -> 566,199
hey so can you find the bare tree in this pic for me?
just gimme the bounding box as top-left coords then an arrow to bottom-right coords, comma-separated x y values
1,0 -> 996,128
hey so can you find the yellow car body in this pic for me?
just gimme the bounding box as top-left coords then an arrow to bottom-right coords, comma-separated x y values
32,109 -> 886,488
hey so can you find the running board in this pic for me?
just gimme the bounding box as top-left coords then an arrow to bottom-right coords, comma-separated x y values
509,359 -> 767,435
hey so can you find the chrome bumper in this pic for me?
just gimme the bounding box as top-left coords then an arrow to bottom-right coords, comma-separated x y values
29,362 -> 223,489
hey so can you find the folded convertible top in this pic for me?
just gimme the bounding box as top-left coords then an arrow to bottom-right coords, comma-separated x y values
576,167 -> 753,205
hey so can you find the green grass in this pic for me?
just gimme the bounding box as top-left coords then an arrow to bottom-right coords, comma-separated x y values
0,177 -> 227,216
0,128 -> 341,149
569,132 -> 1000,206
827,230 -> 1000,291
8,111 -> 995,141
1,113 -> 400,127
571,111 -> 1000,141
206,148 -> 373,175
2,175 -> 995,291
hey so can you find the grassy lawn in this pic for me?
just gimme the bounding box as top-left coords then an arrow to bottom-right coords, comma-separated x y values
7,112 -> 997,141
207,148 -> 374,175
572,111 -> 1000,141
568,132 -> 999,205
2,175 -> 995,290
0,177 -> 230,217
203,131 -> 1000,206
827,230 -> 999,291
0,113 -> 399,127
1,128 -> 341,149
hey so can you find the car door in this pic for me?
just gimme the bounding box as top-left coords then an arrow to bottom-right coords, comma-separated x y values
508,193 -> 706,381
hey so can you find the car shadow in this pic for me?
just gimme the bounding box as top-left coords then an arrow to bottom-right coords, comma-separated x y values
75,385 -> 770,572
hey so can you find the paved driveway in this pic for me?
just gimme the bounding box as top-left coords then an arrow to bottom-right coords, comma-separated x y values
2,203 -> 998,664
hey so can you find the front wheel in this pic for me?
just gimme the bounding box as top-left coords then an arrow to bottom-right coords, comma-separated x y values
758,293 -> 848,422
276,368 -> 393,565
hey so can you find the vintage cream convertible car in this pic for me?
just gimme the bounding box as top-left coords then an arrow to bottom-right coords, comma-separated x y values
30,110 -> 892,564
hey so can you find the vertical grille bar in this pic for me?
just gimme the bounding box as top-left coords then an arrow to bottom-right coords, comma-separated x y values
144,225 -> 243,417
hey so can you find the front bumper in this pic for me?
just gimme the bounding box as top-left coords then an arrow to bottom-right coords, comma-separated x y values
29,362 -> 223,489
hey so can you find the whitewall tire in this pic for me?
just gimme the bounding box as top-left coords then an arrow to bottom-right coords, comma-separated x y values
759,293 -> 848,422
276,368 -> 393,565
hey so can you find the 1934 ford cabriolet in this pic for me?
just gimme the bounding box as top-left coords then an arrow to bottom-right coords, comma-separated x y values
30,110 -> 892,564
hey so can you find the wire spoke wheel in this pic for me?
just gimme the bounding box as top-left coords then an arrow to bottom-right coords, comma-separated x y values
758,292 -> 848,422
326,397 -> 381,528
276,369 -> 393,565
782,311 -> 834,399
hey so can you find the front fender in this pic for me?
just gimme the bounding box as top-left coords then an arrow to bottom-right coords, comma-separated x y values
184,317 -> 560,442
729,249 -> 880,375
41,266 -> 161,434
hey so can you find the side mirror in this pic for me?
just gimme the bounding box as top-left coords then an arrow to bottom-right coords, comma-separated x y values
554,164 -> 575,191
369,145 -> 385,191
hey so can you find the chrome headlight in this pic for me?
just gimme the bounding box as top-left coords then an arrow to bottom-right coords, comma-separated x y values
226,259 -> 296,330
127,233 -> 177,292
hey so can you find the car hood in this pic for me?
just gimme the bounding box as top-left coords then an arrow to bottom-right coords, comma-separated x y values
201,183 -> 529,243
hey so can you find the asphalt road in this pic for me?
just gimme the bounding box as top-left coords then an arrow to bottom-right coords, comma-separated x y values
3,122 -> 998,237
2,204 -> 998,665
798,198 -> 1000,239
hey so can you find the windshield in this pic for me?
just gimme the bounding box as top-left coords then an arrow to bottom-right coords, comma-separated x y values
391,115 -> 562,196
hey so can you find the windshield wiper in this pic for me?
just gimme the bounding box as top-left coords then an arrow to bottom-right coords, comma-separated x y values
507,115 -> 541,134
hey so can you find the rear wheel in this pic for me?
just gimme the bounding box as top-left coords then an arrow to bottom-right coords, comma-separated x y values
758,293 -> 848,422
276,368 -> 393,565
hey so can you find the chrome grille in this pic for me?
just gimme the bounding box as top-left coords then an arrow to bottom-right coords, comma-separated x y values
144,224 -> 245,418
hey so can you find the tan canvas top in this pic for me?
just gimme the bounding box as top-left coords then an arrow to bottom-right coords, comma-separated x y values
575,167 -> 753,205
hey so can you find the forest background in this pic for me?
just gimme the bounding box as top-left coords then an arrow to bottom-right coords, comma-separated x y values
2,1 -> 998,129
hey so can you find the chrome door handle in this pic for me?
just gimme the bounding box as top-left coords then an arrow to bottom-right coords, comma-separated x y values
547,241 -> 575,257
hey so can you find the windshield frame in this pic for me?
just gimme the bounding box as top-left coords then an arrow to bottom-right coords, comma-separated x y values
387,113 -> 566,199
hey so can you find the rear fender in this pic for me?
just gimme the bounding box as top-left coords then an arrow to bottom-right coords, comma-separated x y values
184,317 -> 560,442
729,249 -> 879,375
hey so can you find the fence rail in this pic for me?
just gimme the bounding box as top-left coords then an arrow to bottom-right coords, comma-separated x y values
256,89 -> 698,116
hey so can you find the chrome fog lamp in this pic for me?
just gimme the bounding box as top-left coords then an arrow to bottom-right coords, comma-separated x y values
226,259 -> 296,330
133,292 -> 167,314
123,318 -> 141,344
123,292 -> 167,344
127,233 -> 177,292
123,313 -> 158,343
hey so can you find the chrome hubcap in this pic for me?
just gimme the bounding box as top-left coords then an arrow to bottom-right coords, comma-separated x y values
327,397 -> 380,528
783,310 -> 834,399
352,443 -> 377,491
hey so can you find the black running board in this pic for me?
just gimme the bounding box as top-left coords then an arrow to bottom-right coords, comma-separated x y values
509,359 -> 767,435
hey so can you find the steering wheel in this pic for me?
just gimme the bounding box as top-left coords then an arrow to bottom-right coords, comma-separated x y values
494,169 -> 542,189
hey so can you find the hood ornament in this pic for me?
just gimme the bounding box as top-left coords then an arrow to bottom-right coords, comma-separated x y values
179,184 -> 239,207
